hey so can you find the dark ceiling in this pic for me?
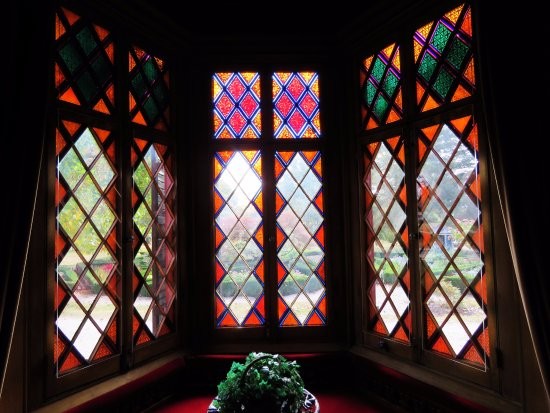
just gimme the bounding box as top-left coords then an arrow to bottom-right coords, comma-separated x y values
141,2 -> 390,37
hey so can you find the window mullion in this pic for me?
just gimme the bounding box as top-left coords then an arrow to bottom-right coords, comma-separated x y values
399,30 -> 424,363
260,69 -> 278,337
117,37 -> 134,371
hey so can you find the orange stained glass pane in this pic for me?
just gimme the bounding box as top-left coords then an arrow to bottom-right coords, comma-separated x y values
464,345 -> 484,365
445,4 -> 464,24
433,337 -> 452,356
60,88 -> 80,106
62,7 -> 80,26
461,8 -> 472,36
55,15 -> 66,40
60,352 -> 81,374
450,115 -> 471,134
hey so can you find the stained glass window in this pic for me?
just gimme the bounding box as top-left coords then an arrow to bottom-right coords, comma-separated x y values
55,120 -> 120,375
418,116 -> 488,366
360,43 -> 403,130
214,151 -> 265,327
276,151 -> 326,326
415,4 -> 475,112
213,72 -> 261,139
359,3 -> 489,370
212,71 -> 325,329
55,7 -> 114,113
273,72 -> 321,139
51,6 -> 176,383
363,137 -> 410,341
129,47 -> 171,131
132,138 -> 177,344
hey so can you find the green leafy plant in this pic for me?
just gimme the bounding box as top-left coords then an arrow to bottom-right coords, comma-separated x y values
213,352 -> 306,413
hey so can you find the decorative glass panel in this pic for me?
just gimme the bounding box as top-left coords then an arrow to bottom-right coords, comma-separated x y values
273,72 -> 320,139
276,152 -> 326,326
364,137 -> 410,342
415,4 -> 475,112
213,73 -> 261,139
129,47 -> 170,131
55,7 -> 115,114
360,43 -> 403,130
55,120 -> 120,375
214,151 -> 265,327
417,116 -> 488,367
132,138 -> 177,344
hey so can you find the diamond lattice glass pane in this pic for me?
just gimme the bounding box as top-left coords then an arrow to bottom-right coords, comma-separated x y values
415,5 -> 475,112
214,151 -> 264,327
129,47 -> 170,130
58,248 -> 81,289
418,117 -> 488,365
73,319 -> 102,360
276,152 -> 326,325
58,198 -> 85,239
423,243 -> 448,279
59,148 -> 86,191
457,292 -> 486,335
426,288 -> 452,326
278,205 -> 299,236
55,8 -> 114,112
360,43 -> 402,129
213,72 -> 261,139
90,292 -> 116,331
229,292 -> 253,324
57,298 -> 86,341
216,206 -> 238,235
132,139 -> 177,343
273,72 -> 320,139
442,314 -> 470,355
364,137 -> 409,338
91,155 -> 115,191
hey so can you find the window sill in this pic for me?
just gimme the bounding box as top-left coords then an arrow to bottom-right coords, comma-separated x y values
349,345 -> 522,413
31,352 -> 186,413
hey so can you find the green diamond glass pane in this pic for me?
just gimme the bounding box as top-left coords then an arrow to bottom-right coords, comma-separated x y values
373,95 -> 389,120
364,80 -> 377,105
76,26 -> 97,56
431,23 -> 452,53
143,97 -> 159,123
382,71 -> 399,97
131,72 -> 147,99
433,68 -> 454,99
448,37 -> 469,70
76,71 -> 97,103
142,58 -> 159,84
91,54 -> 111,86
371,58 -> 386,83
418,53 -> 437,82
59,41 -> 82,75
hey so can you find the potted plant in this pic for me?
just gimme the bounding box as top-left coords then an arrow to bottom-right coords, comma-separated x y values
211,352 -> 317,413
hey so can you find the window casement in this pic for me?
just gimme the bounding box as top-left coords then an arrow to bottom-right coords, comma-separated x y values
29,4 -> 178,398
193,68 -> 336,347
357,2 -> 496,385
